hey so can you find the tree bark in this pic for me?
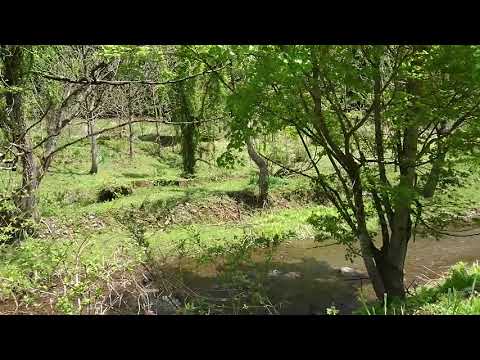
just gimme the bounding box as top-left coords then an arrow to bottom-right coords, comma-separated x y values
173,82 -> 196,176
128,118 -> 134,159
351,166 -> 387,300
152,88 -> 161,144
1,46 -> 40,221
88,120 -> 98,174
19,142 -> 40,221
423,125 -> 447,199
373,61 -> 423,300
127,86 -> 134,159
246,137 -> 269,207
422,150 -> 446,198
181,121 -> 196,176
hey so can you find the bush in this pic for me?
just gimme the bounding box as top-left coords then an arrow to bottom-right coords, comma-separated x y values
97,184 -> 133,202
173,230 -> 292,314
0,196 -> 35,244
0,232 -> 148,314
357,262 -> 480,315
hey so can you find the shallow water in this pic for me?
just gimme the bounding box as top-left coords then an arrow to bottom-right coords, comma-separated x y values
266,227 -> 480,314
164,227 -> 480,315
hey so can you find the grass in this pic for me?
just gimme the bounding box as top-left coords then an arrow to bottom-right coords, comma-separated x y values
0,126 -> 329,313
2,122 -> 480,314
146,205 -> 319,257
358,262 -> 480,315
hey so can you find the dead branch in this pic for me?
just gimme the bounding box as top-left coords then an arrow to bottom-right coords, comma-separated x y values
33,64 -> 228,87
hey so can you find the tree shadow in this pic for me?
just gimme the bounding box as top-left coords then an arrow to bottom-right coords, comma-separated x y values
258,257 -> 372,314
153,256 -> 374,315
224,190 -> 262,208
48,168 -> 88,176
163,186 -> 262,208
122,172 -> 152,179
138,134 -> 179,146
156,155 -> 182,170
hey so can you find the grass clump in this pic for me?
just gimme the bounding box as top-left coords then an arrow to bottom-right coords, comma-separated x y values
0,233 -> 147,314
358,262 -> 480,315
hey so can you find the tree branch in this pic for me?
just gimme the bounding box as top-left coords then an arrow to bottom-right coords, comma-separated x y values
32,64 -> 228,87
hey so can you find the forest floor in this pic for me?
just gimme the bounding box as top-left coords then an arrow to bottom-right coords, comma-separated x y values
2,126 -> 480,314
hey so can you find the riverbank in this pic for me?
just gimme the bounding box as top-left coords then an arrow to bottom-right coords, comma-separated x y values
2,129 -> 480,315
357,261 -> 480,315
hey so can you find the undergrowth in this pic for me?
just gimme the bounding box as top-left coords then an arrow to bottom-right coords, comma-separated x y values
358,262 -> 480,315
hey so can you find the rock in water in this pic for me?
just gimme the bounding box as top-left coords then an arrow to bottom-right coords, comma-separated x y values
338,267 -> 369,279
152,295 -> 181,315
283,271 -> 302,279
339,266 -> 361,277
268,269 -> 282,278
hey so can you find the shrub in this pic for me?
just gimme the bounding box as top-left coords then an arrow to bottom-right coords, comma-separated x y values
173,230 -> 293,314
357,262 -> 480,315
0,195 -> 35,244
97,184 -> 133,202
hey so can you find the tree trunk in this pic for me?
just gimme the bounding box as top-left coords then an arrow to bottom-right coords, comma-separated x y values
152,88 -> 161,144
128,118 -> 133,159
181,121 -> 196,176
173,82 -> 196,177
45,117 -> 58,156
1,45 -> 40,221
422,151 -> 446,198
423,131 -> 447,199
127,87 -> 134,159
246,137 -> 269,206
19,144 -> 40,221
88,120 -> 98,174
353,178 -> 408,300
350,166 -> 386,300
375,237 -> 408,299
374,60 -> 423,301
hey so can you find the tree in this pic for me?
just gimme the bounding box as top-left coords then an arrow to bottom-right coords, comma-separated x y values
246,137 -> 269,206
166,46 -> 226,177
0,46 -> 119,220
81,83 -> 110,174
1,45 -> 224,225
187,45 -> 271,203
1,46 -> 130,221
99,45 -> 167,159
0,45 -> 39,220
217,45 -> 480,300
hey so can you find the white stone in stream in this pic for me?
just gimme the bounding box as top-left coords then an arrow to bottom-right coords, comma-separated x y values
268,269 -> 282,277
339,267 -> 361,276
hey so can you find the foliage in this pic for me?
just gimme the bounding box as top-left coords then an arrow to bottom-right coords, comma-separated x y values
97,184 -> 133,202
3,45 -> 480,313
0,229 -> 147,314
0,193 -> 36,244
358,262 -> 480,315
307,207 -> 362,262
176,230 -> 292,314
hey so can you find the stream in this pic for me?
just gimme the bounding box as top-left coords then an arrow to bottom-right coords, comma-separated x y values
169,226 -> 480,315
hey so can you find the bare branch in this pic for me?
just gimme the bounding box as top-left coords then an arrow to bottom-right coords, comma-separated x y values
33,64 -> 228,87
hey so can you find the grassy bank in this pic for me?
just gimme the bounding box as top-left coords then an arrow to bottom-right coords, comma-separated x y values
1,126 -> 480,314
358,262 -> 480,315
